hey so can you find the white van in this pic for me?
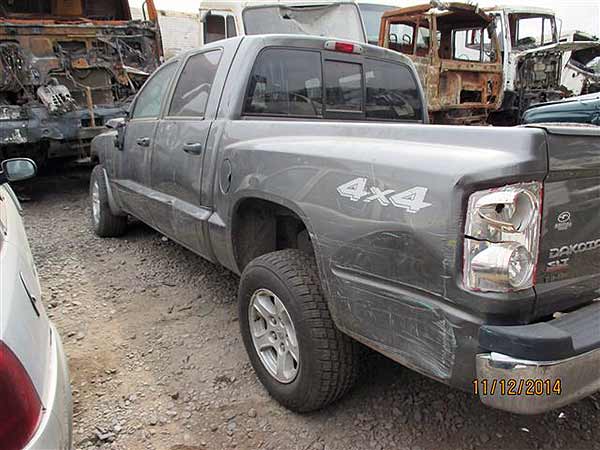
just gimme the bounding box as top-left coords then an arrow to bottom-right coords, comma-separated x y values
198,0 -> 367,45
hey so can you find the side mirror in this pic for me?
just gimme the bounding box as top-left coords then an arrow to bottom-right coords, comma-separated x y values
109,119 -> 127,151
0,158 -> 37,184
106,117 -> 126,129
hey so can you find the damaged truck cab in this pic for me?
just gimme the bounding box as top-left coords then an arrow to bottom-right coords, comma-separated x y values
379,3 -> 504,125
0,0 -> 162,164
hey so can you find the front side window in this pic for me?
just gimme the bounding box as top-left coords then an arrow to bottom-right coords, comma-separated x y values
169,50 -> 222,117
244,49 -> 323,117
512,14 -> 556,49
131,62 -> 178,119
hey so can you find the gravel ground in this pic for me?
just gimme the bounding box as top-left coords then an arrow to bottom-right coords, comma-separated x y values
19,166 -> 600,450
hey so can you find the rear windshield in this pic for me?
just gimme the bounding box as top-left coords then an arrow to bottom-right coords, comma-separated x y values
243,4 -> 365,43
243,47 -> 423,122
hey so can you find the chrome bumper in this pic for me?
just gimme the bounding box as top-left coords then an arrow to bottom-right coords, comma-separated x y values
476,348 -> 600,414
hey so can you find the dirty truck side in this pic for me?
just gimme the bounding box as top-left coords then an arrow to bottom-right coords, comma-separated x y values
92,35 -> 600,415
0,0 -> 161,164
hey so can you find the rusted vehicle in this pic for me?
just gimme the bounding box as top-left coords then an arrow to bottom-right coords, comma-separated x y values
379,3 -> 503,125
0,0 -> 162,165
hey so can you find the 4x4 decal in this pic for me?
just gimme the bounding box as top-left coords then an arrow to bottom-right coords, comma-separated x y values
336,177 -> 431,213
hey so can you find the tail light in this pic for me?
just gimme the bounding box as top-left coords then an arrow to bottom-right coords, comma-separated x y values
324,40 -> 364,54
0,341 -> 42,450
463,182 -> 542,292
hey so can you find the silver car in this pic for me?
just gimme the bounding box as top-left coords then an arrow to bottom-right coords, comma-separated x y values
0,159 -> 72,450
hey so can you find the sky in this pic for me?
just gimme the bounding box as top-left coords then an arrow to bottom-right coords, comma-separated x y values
130,0 -> 600,36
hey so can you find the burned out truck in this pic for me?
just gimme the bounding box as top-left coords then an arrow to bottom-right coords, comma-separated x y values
379,3 -> 504,125
91,35 -> 600,414
0,0 -> 162,164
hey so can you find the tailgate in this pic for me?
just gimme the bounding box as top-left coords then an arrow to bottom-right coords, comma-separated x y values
534,125 -> 600,317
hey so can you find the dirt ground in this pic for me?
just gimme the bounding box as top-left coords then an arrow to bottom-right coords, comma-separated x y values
20,166 -> 600,450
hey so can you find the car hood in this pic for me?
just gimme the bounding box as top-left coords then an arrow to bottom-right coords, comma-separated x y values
515,40 -> 600,59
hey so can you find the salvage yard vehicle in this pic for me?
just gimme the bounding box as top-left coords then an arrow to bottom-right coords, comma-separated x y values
198,0 -> 366,45
522,93 -> 600,125
379,3 -> 504,125
0,158 -> 72,449
560,31 -> 600,96
0,0 -> 162,165
484,6 -> 600,125
91,34 -> 600,415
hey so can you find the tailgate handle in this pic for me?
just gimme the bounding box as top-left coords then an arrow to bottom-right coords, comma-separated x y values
183,142 -> 203,155
136,137 -> 151,147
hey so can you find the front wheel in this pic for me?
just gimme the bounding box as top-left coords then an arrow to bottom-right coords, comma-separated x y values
239,249 -> 361,412
90,165 -> 127,238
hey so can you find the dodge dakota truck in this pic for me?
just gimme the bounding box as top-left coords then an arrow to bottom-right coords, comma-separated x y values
90,34 -> 600,415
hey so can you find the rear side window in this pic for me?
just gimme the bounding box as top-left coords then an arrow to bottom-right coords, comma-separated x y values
169,50 -> 222,117
244,49 -> 323,117
243,48 -> 423,122
365,59 -> 422,121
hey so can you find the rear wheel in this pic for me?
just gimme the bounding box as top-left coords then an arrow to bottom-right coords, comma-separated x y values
90,165 -> 127,238
239,249 -> 361,412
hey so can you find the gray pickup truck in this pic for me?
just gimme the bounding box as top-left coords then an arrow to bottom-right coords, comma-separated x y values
90,34 -> 600,415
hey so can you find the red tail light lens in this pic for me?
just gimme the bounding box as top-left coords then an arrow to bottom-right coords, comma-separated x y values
324,40 -> 364,54
0,341 -> 42,450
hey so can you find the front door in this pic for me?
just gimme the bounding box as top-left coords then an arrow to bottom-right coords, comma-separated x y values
151,49 -> 223,257
113,61 -> 178,224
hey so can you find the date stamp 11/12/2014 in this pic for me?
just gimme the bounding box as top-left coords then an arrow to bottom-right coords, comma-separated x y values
473,379 -> 562,396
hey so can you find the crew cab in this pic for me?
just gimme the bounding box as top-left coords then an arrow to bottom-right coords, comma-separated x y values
91,34 -> 600,415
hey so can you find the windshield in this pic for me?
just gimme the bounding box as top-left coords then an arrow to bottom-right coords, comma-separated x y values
358,4 -> 396,45
509,14 -> 557,50
243,3 -> 366,43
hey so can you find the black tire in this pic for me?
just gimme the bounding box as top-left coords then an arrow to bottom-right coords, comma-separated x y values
90,165 -> 127,238
239,249 -> 361,412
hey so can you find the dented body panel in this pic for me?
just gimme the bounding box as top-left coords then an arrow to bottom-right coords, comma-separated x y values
0,1 -> 162,163
379,3 -> 504,125
95,35 -> 600,411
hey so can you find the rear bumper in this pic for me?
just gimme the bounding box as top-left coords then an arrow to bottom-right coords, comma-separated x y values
476,348 -> 600,414
475,302 -> 600,414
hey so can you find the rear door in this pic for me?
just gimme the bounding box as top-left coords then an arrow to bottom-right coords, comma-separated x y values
113,60 -> 178,224
150,40 -> 236,258
534,126 -> 600,317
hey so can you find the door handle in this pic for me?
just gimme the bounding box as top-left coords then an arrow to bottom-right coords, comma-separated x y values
183,142 -> 203,155
136,137 -> 151,147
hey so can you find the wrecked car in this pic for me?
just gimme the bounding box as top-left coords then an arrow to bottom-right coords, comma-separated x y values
560,31 -> 600,96
522,92 -> 600,125
0,0 -> 162,165
379,3 -> 503,125
198,0 -> 366,45
484,7 -> 600,125
91,34 -> 600,415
